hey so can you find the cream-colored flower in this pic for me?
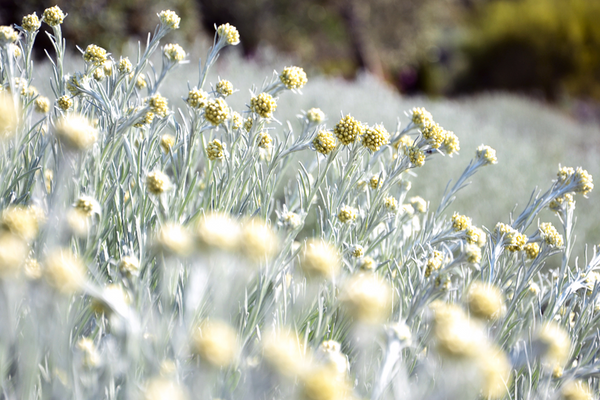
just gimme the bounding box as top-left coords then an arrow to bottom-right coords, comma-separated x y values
158,10 -> 181,30
239,218 -> 279,262
312,130 -> 337,155
467,282 -> 505,320
205,98 -> 230,125
337,205 -> 357,223
144,377 -> 188,400
118,57 -> 133,74
0,26 -> 19,46
196,213 -> 241,252
54,114 -> 98,151
155,223 -> 193,256
187,88 -> 208,109
74,196 -> 101,217
0,92 -> 19,139
44,249 -> 87,294
216,23 -> 240,45
0,233 -> 28,277
160,134 -> 175,154
307,108 -> 325,123
262,329 -> 308,377
300,239 -> 341,279
76,337 -> 100,368
206,139 -> 225,161
146,171 -> 172,195
34,96 -> 50,113
251,93 -> 277,118
42,6 -> 65,27
340,273 -> 392,324
0,205 -> 40,241
22,13 -> 42,32
334,115 -> 364,145
280,66 -> 308,90
533,321 -> 571,367
191,320 -> 238,367
118,255 -> 140,277
83,44 -> 108,66
148,94 -> 169,118
216,79 -> 233,96
476,145 -> 498,165
163,43 -> 185,62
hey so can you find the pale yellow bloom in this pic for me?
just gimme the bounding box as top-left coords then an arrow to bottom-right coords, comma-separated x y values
158,10 -> 181,30
280,66 -> 308,90
334,115 -> 363,145
312,130 -> 337,155
22,13 -> 42,32
146,171 -> 172,194
467,282 -> 505,320
216,23 -> 240,45
205,98 -> 230,125
83,44 -> 107,65
54,114 -> 98,151
192,320 -> 238,367
42,6 -> 65,27
44,249 -> 87,294
144,377 -> 188,400
163,43 -> 185,62
340,273 -> 392,324
250,93 -> 277,118
216,79 -> 234,96
300,239 -> 341,279
362,124 -> 390,152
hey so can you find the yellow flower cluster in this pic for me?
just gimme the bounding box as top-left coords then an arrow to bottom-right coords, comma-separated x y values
191,320 -> 238,367
334,115 -> 364,146
279,66 -> 308,90
216,79 -> 233,96
409,196 -> 427,213
0,26 -> 18,45
118,57 -> 132,74
534,321 -> 571,367
135,73 -> 147,89
466,225 -> 486,247
384,196 -> 398,213
57,95 -> 73,111
22,13 -> 41,32
340,273 -> 392,324
257,132 -> 272,149
369,175 -> 382,189
441,130 -> 460,156
118,255 -> 140,277
362,124 -> 389,152
250,92 -> 277,118
34,96 -> 50,113
467,282 -> 505,320
549,193 -> 574,213
216,23 -> 240,45
300,239 -> 341,279
337,205 -> 357,223
186,88 -> 208,109
524,242 -> 540,259
312,130 -> 336,155
163,43 -> 185,62
54,114 -> 98,151
206,139 -> 224,161
421,122 -> 445,148
158,10 -> 180,30
42,6 -> 65,27
134,112 -> 154,128
557,166 -> 594,196
74,196 -> 101,217
495,222 -> 527,252
539,222 -> 563,247
160,134 -> 175,153
476,145 -> 498,165
148,95 -> 168,118
359,256 -> 376,271
425,250 -> 444,277
405,145 -> 425,167
83,44 -> 107,65
44,249 -> 86,295
307,107 -> 325,123
204,98 -> 230,125
351,245 -> 364,258
410,107 -> 433,128
146,171 -> 172,195
465,243 -> 482,264
452,213 -> 472,232
1,205 -> 41,242
230,112 -> 243,129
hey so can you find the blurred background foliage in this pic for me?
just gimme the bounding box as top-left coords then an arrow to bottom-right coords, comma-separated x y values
3,0 -> 600,110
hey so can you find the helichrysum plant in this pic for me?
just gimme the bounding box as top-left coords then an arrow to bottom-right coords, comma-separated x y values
0,6 -> 599,400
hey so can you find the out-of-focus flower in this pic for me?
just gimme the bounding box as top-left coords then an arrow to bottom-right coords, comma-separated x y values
155,223 -> 193,257
467,282 -> 505,320
532,321 -> 571,367
0,233 -> 28,277
340,273 -> 392,324
299,239 -> 341,280
54,114 -> 98,151
74,196 -> 101,217
476,145 -> 498,165
307,108 -> 325,123
44,249 -> 87,294
0,26 -> 19,46
160,134 -> 175,154
34,96 -> 50,113
196,212 -> 241,252
118,255 -> 140,277
0,92 -> 19,139
239,218 -> 279,262
409,196 -> 427,213
146,171 -> 172,194
192,320 -> 238,367
262,329 -> 308,377
384,196 -> 398,213
144,377 -> 188,400
76,337 -> 100,368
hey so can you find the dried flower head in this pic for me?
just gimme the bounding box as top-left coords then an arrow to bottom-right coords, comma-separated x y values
558,166 -> 595,196
478,345 -> 512,399
0,233 -> 28,277
135,112 -> 154,128
42,6 -> 65,27
57,95 -> 73,111
300,239 -> 341,279
102,60 -> 113,76
118,57 -> 132,74
216,23 -> 240,45
83,44 -> 107,65
549,193 -> 575,213
192,320 -> 238,367
351,245 -> 364,258
476,145 -> 498,165
187,88 -> 208,109
524,243 -> 540,259
421,122 -> 445,148
146,171 -> 172,195
229,111 -> 243,130
216,79 -> 233,96
312,130 -> 337,155
369,175 -> 383,190
251,92 -> 277,118
441,130 -> 460,156
163,43 -> 185,62
22,13 -> 42,32
54,114 -> 98,151
280,66 -> 308,90
300,367 -> 352,400
262,329 -> 307,377
340,273 -> 392,324
118,255 -> 140,277
362,124 -> 390,152
452,213 -> 472,232
410,107 -> 433,128
467,282 -> 505,320
533,321 -> 571,367
257,132 -> 272,149
337,205 -> 357,223
495,223 -> 527,251
91,284 -> 130,315
135,73 -> 147,89
160,134 -> 175,154
278,210 -> 302,229
206,139 -> 225,161
405,145 -> 425,167
148,94 -> 168,118
205,98 -> 230,125
158,10 -> 181,30
34,96 -> 50,113
358,256 -> 376,272
307,107 -> 325,123
196,213 -> 241,252
24,258 -> 42,280
539,222 -> 564,247
334,115 -> 364,146
561,380 -> 593,400
425,250 -> 444,277
430,301 -> 486,359
0,26 -> 19,46
44,249 -> 86,294
383,196 -> 398,213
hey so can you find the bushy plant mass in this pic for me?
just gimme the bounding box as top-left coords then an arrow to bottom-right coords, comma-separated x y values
0,6 -> 599,400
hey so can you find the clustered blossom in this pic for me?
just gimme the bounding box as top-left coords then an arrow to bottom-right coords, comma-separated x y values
118,58 -> 133,74
216,80 -> 233,96
83,44 -> 107,65
405,145 -> 425,167
384,196 -> 398,213
524,242 -> 540,259
216,23 -> 240,45
476,145 -> 498,165
34,96 -> 50,113
230,112 -> 243,130
410,107 -> 433,128
425,251 -> 444,277
163,43 -> 185,62
307,107 -> 325,123
57,95 -> 73,111
0,26 -> 19,46
466,226 -> 486,247
334,115 -> 364,145
312,130 -> 336,155
465,243 -> 482,264
337,205 -> 357,223
467,282 -> 505,320
539,222 -> 564,247
54,114 -> 98,151
74,196 -> 101,217
369,176 -> 382,189
250,93 -> 276,118
549,193 -> 574,213
206,139 -> 225,161
421,122 -> 445,148
204,98 -> 230,125
257,132 -> 272,149
300,239 -> 341,279
187,88 -> 208,109
495,222 -> 527,252
279,66 -> 308,90
362,124 -> 389,152
340,274 -> 392,324
409,196 -> 427,213
158,10 -> 180,30
160,134 -> 175,153
42,6 -> 65,27
441,130 -> 460,156
146,171 -> 172,195
452,214 -> 472,232
557,166 -> 594,196
148,95 -> 169,118
22,13 -> 41,32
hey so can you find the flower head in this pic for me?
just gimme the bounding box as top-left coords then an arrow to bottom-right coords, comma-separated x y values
187,88 -> 208,109
74,196 -> 101,217
362,124 -> 390,152
452,213 -> 472,232
144,377 -> 188,400
300,239 -> 341,279
561,380 -> 593,400
22,13 -> 42,32
148,94 -> 169,118
533,321 -> 571,367
465,243 -> 482,264
42,6 -> 65,27
163,43 -> 185,62
466,225 -> 486,247
549,193 -> 574,213
44,249 -> 86,294
539,222 -> 564,247
476,145 -> 498,165
155,223 -> 193,256
312,130 -> 337,155
118,57 -> 133,74
369,175 -> 383,190
251,92 -> 277,118
558,166 -> 595,196
262,329 -> 307,377
420,122 -> 445,148
206,139 -> 225,161
441,130 -> 460,156
430,302 -> 487,359
257,132 -> 272,149
118,255 -> 140,277
384,196 -> 398,213
425,250 -> 444,277
334,115 -> 364,145
135,73 -> 147,89
239,218 -> 279,262
83,44 -> 107,65
337,205 -> 357,223
54,114 -> 98,151
34,96 -> 50,113
217,23 -> 240,45
495,223 -> 527,251
340,274 -> 392,324
158,10 -> 180,30
230,111 -> 243,129
196,213 -> 241,252
524,243 -> 540,260
409,107 -> 433,128
0,92 -> 18,139
467,282 -> 505,320
205,98 -> 230,125
0,233 -> 28,277
405,145 -> 425,167
160,134 -> 175,154
216,79 -> 233,96
146,171 -> 172,194
280,66 -> 308,90
307,108 -> 325,123
409,196 -> 427,213
192,320 -> 238,367
57,95 -> 73,111
0,26 -> 18,46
